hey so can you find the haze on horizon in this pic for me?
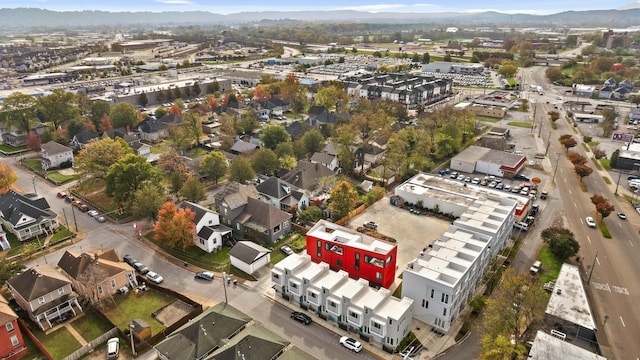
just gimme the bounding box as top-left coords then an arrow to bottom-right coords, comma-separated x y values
0,0 -> 638,15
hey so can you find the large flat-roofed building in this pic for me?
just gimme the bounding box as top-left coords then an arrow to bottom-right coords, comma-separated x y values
271,253 -> 413,351
305,220 -> 397,289
398,173 -> 517,332
529,330 -> 607,360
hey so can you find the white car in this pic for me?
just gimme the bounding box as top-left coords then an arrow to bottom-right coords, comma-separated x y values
146,271 -> 164,284
339,336 -> 362,353
106,337 -> 120,359
585,216 -> 596,228
87,210 -> 99,217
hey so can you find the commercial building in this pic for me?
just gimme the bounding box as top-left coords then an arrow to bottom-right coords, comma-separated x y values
272,253 -> 413,351
305,220 -> 397,289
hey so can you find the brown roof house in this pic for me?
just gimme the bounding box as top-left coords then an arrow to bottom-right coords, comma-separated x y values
7,264 -> 83,330
234,198 -> 292,244
57,249 -> 138,302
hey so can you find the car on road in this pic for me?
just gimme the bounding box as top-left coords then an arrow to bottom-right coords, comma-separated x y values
586,216 -> 596,228
540,191 -> 548,200
72,200 -> 89,212
195,271 -> 214,281
618,212 -> 627,220
87,210 -> 99,217
56,191 -> 67,198
132,262 -> 149,275
106,337 -> 119,359
123,255 -> 136,267
146,271 -> 164,284
339,336 -> 362,353
65,196 -> 75,203
290,311 -> 312,324
280,246 -> 294,256
95,215 -> 106,223
530,261 -> 541,275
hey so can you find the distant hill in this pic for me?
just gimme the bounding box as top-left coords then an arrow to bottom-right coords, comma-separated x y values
1,7 -> 640,29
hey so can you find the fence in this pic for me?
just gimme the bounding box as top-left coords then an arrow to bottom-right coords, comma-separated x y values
334,204 -> 366,226
62,327 -> 119,360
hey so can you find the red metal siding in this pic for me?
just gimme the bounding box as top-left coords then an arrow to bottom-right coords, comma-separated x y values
0,319 -> 26,360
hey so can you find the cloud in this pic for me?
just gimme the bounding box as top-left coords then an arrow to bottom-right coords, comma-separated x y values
154,0 -> 193,4
334,4 -> 407,12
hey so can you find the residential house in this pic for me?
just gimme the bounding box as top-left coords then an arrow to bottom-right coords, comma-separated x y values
101,128 -> 151,156
265,97 -> 290,116
284,121 -> 310,140
279,160 -> 337,196
40,141 -> 73,171
234,197 -> 292,244
305,220 -> 398,289
57,249 -> 138,300
7,265 -> 83,331
310,152 -> 339,172
154,303 -> 297,360
229,241 -> 271,275
0,190 -> 59,242
0,123 -> 27,147
177,201 -> 232,253
306,105 -> 336,128
256,176 -> 309,213
214,182 -> 259,227
69,129 -> 98,150
272,253 -> 413,351
136,118 -> 167,143
630,108 -> 640,123
229,140 -> 258,155
0,297 -> 27,360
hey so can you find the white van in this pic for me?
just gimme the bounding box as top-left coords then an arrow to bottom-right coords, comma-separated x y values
514,222 -> 529,231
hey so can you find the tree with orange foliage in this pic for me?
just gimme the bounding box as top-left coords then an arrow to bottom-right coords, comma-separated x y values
0,163 -> 18,194
208,97 -> 220,108
253,85 -> 272,102
154,202 -> 196,250
99,114 -> 113,132
168,104 -> 182,115
26,131 -> 41,152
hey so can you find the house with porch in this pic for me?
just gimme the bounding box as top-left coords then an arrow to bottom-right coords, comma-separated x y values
57,249 -> 138,300
40,141 -> 73,171
7,265 -> 83,331
279,160 -> 338,196
0,190 -> 59,242
256,176 -> 309,213
214,182 -> 260,227
178,201 -> 232,253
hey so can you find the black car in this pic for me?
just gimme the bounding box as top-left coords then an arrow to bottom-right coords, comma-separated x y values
514,174 -> 530,181
290,311 -> 312,325
195,271 -> 214,281
123,255 -> 137,267
132,262 -> 149,275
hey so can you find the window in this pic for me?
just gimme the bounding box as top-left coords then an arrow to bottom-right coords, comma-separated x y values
317,240 -> 322,258
441,294 -> 449,304
200,239 -> 205,245
10,335 -> 19,347
38,297 -> 45,304
349,311 -> 359,319
274,224 -> 281,233
336,259 -> 343,267
111,279 -> 116,288
376,272 -> 382,280
386,255 -> 392,265
58,288 -> 65,295
5,321 -> 14,333
430,289 -> 434,298
98,286 -> 103,295
443,308 -> 447,316
273,274 -> 280,280
422,299 -> 429,309
290,282 -> 298,289
309,292 -> 317,299
372,322 -> 381,329
355,252 -> 360,270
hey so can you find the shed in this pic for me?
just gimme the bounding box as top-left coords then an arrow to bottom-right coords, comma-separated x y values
229,241 -> 271,275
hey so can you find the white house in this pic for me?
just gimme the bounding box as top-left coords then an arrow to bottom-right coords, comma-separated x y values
229,241 -> 271,275
272,253 -> 414,351
310,152 -> 339,172
0,190 -> 59,242
177,201 -> 232,253
40,141 -> 73,170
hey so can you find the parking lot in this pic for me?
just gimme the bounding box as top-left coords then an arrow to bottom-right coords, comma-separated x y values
347,198 -> 452,272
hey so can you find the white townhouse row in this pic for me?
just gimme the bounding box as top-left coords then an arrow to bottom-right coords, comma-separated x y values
272,253 -> 414,351
397,173 -> 517,332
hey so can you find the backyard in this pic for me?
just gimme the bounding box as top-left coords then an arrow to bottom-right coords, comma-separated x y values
101,290 -> 174,334
22,158 -> 76,184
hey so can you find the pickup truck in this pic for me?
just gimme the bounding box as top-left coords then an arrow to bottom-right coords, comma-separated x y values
363,221 -> 378,230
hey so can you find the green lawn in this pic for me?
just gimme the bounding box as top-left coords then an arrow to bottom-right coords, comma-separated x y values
34,326 -> 82,359
23,158 -> 43,172
537,245 -> 563,284
71,311 -> 113,341
102,291 -> 173,334
506,121 -> 532,128
145,231 -> 229,270
476,116 -> 499,123
47,172 -> 76,183
0,144 -> 27,153
50,226 -> 73,242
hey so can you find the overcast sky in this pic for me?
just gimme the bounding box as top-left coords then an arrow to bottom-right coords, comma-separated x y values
0,0 -> 637,15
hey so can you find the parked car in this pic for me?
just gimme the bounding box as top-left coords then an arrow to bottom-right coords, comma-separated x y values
123,255 -> 137,267
72,200 -> 89,212
195,271 -> 214,281
65,196 -> 75,203
585,216 -> 596,228
339,336 -> 363,353
540,191 -> 548,200
290,311 -> 312,325
132,262 -> 149,275
449,171 -> 458,179
280,246 -> 294,256
530,261 -> 541,275
496,183 -> 504,190
363,221 -> 378,230
456,175 -> 465,181
87,210 -> 99,217
514,174 -> 530,181
106,337 -> 120,359
95,215 -> 106,223
56,191 -> 67,198
146,271 -> 164,284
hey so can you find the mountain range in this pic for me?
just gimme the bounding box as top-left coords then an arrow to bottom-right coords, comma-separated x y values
2,7 -> 640,29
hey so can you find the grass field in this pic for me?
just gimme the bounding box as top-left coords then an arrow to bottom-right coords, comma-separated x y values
506,121 -> 533,128
34,326 -> 82,359
102,291 -> 173,334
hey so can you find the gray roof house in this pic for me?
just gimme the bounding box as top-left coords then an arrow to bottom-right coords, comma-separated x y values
230,140 -> 258,155
177,201 -> 232,253
279,160 -> 337,195
214,182 -> 260,227
234,197 -> 292,244
7,265 -> 83,330
229,241 -> 271,275
136,118 -> 167,143
310,152 -> 339,171
256,176 -> 309,213
69,129 -> 98,149
40,141 -> 73,171
0,190 -> 59,242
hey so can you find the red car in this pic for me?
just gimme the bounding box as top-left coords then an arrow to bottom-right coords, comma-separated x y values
72,200 -> 89,212
56,191 -> 67,198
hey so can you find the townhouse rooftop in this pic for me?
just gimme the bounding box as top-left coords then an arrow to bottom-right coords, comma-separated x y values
307,219 -> 395,255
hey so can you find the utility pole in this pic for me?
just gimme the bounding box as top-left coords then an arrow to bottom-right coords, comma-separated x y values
615,171 -> 623,195
538,103 -> 544,137
32,175 -> 37,196
70,204 -> 78,232
587,251 -> 598,284
552,153 -> 561,183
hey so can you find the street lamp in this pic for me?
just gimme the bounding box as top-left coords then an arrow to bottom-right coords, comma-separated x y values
222,271 -> 228,304
552,153 -> 561,183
